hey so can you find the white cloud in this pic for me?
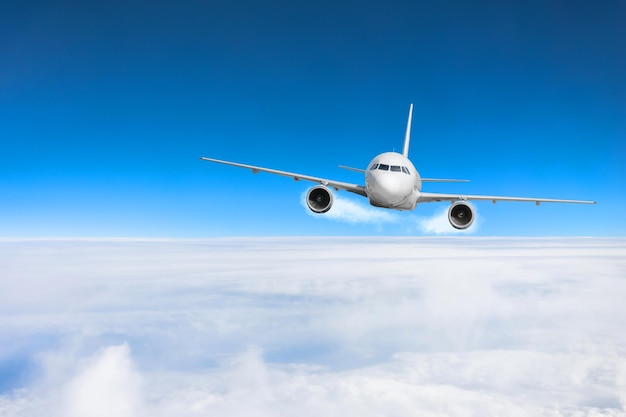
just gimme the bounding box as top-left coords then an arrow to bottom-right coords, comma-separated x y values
61,344 -> 143,417
0,238 -> 625,416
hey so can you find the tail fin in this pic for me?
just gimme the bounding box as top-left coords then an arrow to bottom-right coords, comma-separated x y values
402,103 -> 413,157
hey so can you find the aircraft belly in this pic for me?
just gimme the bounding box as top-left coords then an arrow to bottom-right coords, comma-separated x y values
366,173 -> 417,210
367,190 -> 416,210
368,197 -> 413,211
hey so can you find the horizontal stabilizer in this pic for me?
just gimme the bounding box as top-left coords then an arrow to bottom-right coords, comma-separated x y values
338,165 -> 366,173
422,178 -> 470,183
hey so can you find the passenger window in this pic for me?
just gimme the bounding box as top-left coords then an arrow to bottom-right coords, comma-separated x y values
369,163 -> 378,170
378,164 -> 389,171
391,165 -> 401,172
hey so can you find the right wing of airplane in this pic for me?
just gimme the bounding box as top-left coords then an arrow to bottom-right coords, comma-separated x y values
200,157 -> 367,197
418,191 -> 596,205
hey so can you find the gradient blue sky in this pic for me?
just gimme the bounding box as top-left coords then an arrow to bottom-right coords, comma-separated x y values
1,0 -> 624,237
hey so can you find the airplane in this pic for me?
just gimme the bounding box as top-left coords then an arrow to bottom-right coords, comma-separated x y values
201,104 -> 596,230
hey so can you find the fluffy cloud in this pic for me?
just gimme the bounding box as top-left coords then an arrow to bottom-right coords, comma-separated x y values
0,238 -> 625,416
60,344 -> 143,417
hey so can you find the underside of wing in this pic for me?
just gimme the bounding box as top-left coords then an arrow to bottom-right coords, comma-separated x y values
418,192 -> 596,205
201,157 -> 367,197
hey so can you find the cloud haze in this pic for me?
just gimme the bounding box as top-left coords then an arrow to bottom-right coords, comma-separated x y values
0,238 -> 625,416
61,344 -> 143,417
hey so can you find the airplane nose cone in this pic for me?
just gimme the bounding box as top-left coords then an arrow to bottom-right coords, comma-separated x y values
369,174 -> 406,206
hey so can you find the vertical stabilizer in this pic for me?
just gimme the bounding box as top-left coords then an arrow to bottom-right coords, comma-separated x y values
402,103 -> 413,157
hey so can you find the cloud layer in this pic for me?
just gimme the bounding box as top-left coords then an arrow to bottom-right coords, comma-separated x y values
0,238 -> 625,416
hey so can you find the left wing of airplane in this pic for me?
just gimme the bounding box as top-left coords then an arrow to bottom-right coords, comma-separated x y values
200,157 -> 367,196
419,192 -> 596,205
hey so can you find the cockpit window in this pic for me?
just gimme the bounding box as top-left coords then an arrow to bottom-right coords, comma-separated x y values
374,163 -> 410,174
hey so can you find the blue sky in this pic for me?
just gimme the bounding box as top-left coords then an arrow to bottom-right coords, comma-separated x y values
1,0 -> 624,237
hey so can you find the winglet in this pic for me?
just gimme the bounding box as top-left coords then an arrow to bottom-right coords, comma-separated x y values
402,103 -> 413,157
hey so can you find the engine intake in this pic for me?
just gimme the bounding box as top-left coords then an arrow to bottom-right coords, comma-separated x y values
306,186 -> 333,213
448,201 -> 474,230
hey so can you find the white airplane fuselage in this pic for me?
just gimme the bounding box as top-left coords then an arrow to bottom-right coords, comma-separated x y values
365,152 -> 422,210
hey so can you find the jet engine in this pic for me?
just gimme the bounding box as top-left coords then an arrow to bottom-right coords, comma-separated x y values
306,186 -> 333,213
448,201 -> 475,230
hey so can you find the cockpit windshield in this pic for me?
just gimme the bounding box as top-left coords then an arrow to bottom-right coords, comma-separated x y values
373,163 -> 410,175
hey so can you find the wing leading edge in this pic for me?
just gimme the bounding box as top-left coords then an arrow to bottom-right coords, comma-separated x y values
419,192 -> 596,205
200,157 -> 367,197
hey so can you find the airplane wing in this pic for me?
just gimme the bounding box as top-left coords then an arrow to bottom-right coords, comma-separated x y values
418,192 -> 596,205
200,157 -> 367,197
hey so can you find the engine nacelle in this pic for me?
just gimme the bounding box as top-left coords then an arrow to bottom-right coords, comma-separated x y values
306,186 -> 333,213
448,201 -> 475,230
